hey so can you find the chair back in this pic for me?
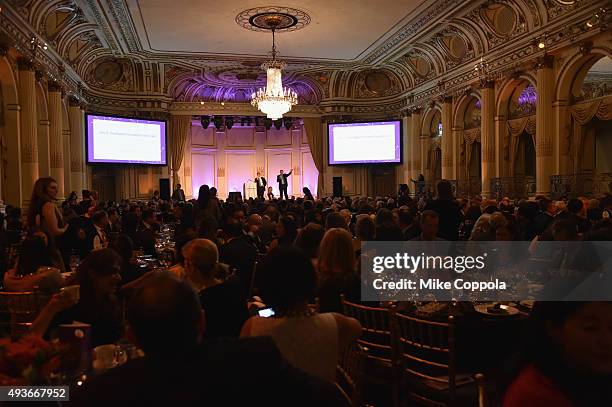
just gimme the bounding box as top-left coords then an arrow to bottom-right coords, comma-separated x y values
0,291 -> 48,338
392,312 -> 457,406
475,373 -> 488,407
340,295 -> 394,365
336,342 -> 367,407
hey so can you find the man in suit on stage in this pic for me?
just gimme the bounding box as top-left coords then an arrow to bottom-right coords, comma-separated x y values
172,183 -> 186,202
276,169 -> 292,200
255,172 -> 267,200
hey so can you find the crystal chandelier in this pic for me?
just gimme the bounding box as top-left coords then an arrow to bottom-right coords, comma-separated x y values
251,26 -> 298,120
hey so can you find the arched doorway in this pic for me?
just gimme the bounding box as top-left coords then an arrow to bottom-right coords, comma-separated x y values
571,55 -> 612,196
455,95 -> 482,196
0,56 -> 21,206
501,80 -> 537,197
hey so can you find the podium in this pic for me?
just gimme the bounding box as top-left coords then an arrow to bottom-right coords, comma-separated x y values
243,181 -> 257,199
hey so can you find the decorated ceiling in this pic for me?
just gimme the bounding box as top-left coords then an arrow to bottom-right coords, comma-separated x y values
0,0 -> 608,115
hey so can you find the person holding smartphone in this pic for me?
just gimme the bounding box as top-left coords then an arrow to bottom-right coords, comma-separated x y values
241,247 -> 361,382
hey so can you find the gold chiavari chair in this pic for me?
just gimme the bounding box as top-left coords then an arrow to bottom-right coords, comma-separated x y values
0,291 -> 48,338
391,312 -> 477,407
336,342 -> 368,407
341,295 -> 397,405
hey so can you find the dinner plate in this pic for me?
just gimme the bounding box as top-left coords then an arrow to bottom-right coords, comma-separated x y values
474,303 -> 520,317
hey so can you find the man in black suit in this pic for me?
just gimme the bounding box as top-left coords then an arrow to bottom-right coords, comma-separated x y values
254,172 -> 267,200
172,183 -> 186,202
72,274 -> 344,407
219,219 -> 257,295
135,209 -> 158,256
276,169 -> 292,200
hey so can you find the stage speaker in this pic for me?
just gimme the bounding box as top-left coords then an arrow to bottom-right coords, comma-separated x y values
333,177 -> 343,197
228,191 -> 242,203
159,178 -> 170,201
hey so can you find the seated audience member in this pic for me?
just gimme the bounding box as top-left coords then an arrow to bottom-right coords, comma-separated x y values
110,234 -> 142,288
72,274 -> 345,406
183,239 -> 248,339
317,228 -> 360,312
31,249 -> 123,347
374,208 -> 403,241
503,302 -> 612,407
135,209 -> 158,255
78,190 -> 92,215
269,215 -> 298,250
86,210 -> 109,253
219,219 -> 257,293
167,230 -> 197,280
294,223 -> 325,268
411,210 -> 443,241
398,207 -> 420,240
3,236 -> 62,295
556,198 -> 591,234
106,208 -> 121,235
353,214 -> 376,257
324,211 -> 348,231
241,247 -> 361,382
245,214 -> 267,254
534,198 -> 557,237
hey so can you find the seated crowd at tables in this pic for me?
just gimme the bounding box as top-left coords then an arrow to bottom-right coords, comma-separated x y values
0,176 -> 611,406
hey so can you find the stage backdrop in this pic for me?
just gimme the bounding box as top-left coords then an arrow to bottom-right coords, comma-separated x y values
181,121 -> 318,200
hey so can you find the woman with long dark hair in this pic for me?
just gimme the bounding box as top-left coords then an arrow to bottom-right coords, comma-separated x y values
194,185 -> 221,232
27,177 -> 68,272
503,302 -> 612,406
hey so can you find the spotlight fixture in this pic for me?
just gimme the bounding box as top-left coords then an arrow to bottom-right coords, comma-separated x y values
283,117 -> 292,130
200,101 -> 205,105
225,116 -> 234,130
213,116 -> 224,130
264,118 -> 273,130
538,40 -> 546,49
586,20 -> 594,28
274,119 -> 283,130
200,115 -> 210,129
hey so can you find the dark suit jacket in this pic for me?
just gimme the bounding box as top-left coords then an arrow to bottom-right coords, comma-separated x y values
72,337 -> 346,407
135,223 -> 157,255
172,188 -> 186,202
219,237 -> 257,290
255,177 -> 267,189
276,171 -> 292,187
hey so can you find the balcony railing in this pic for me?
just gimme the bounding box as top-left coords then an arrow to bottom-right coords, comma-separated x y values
456,177 -> 482,197
551,173 -> 612,199
490,176 -> 536,200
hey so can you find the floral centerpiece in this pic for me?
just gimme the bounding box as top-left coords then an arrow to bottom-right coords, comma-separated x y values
0,335 -> 63,385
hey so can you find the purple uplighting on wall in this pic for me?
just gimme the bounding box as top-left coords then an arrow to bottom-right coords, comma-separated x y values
518,85 -> 537,105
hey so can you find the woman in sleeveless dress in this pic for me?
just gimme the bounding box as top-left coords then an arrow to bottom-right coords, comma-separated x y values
241,247 -> 361,382
27,177 -> 68,272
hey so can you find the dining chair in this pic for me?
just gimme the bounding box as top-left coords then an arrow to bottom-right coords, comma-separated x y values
336,342 -> 368,407
391,312 -> 477,407
0,291 -> 48,337
341,295 -> 397,405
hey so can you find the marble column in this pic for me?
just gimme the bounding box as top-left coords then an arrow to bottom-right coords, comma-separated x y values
535,57 -> 555,196
441,96 -> 453,180
481,81 -> 496,197
68,97 -> 84,197
5,102 -> 22,207
411,109 -> 422,185
18,59 -> 39,209
48,83 -> 64,198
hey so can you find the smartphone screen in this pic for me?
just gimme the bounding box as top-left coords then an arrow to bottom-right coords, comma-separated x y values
258,308 -> 275,317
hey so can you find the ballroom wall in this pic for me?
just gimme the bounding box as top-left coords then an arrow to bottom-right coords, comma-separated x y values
176,121 -> 318,200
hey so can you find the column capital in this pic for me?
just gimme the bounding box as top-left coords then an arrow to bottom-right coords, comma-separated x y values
439,95 -> 453,104
35,70 -> 45,82
480,79 -> 495,89
48,81 -> 63,93
68,96 -> 81,107
534,55 -> 554,70
17,57 -> 34,71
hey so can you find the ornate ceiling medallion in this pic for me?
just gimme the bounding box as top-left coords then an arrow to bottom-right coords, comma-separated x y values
236,6 -> 311,33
